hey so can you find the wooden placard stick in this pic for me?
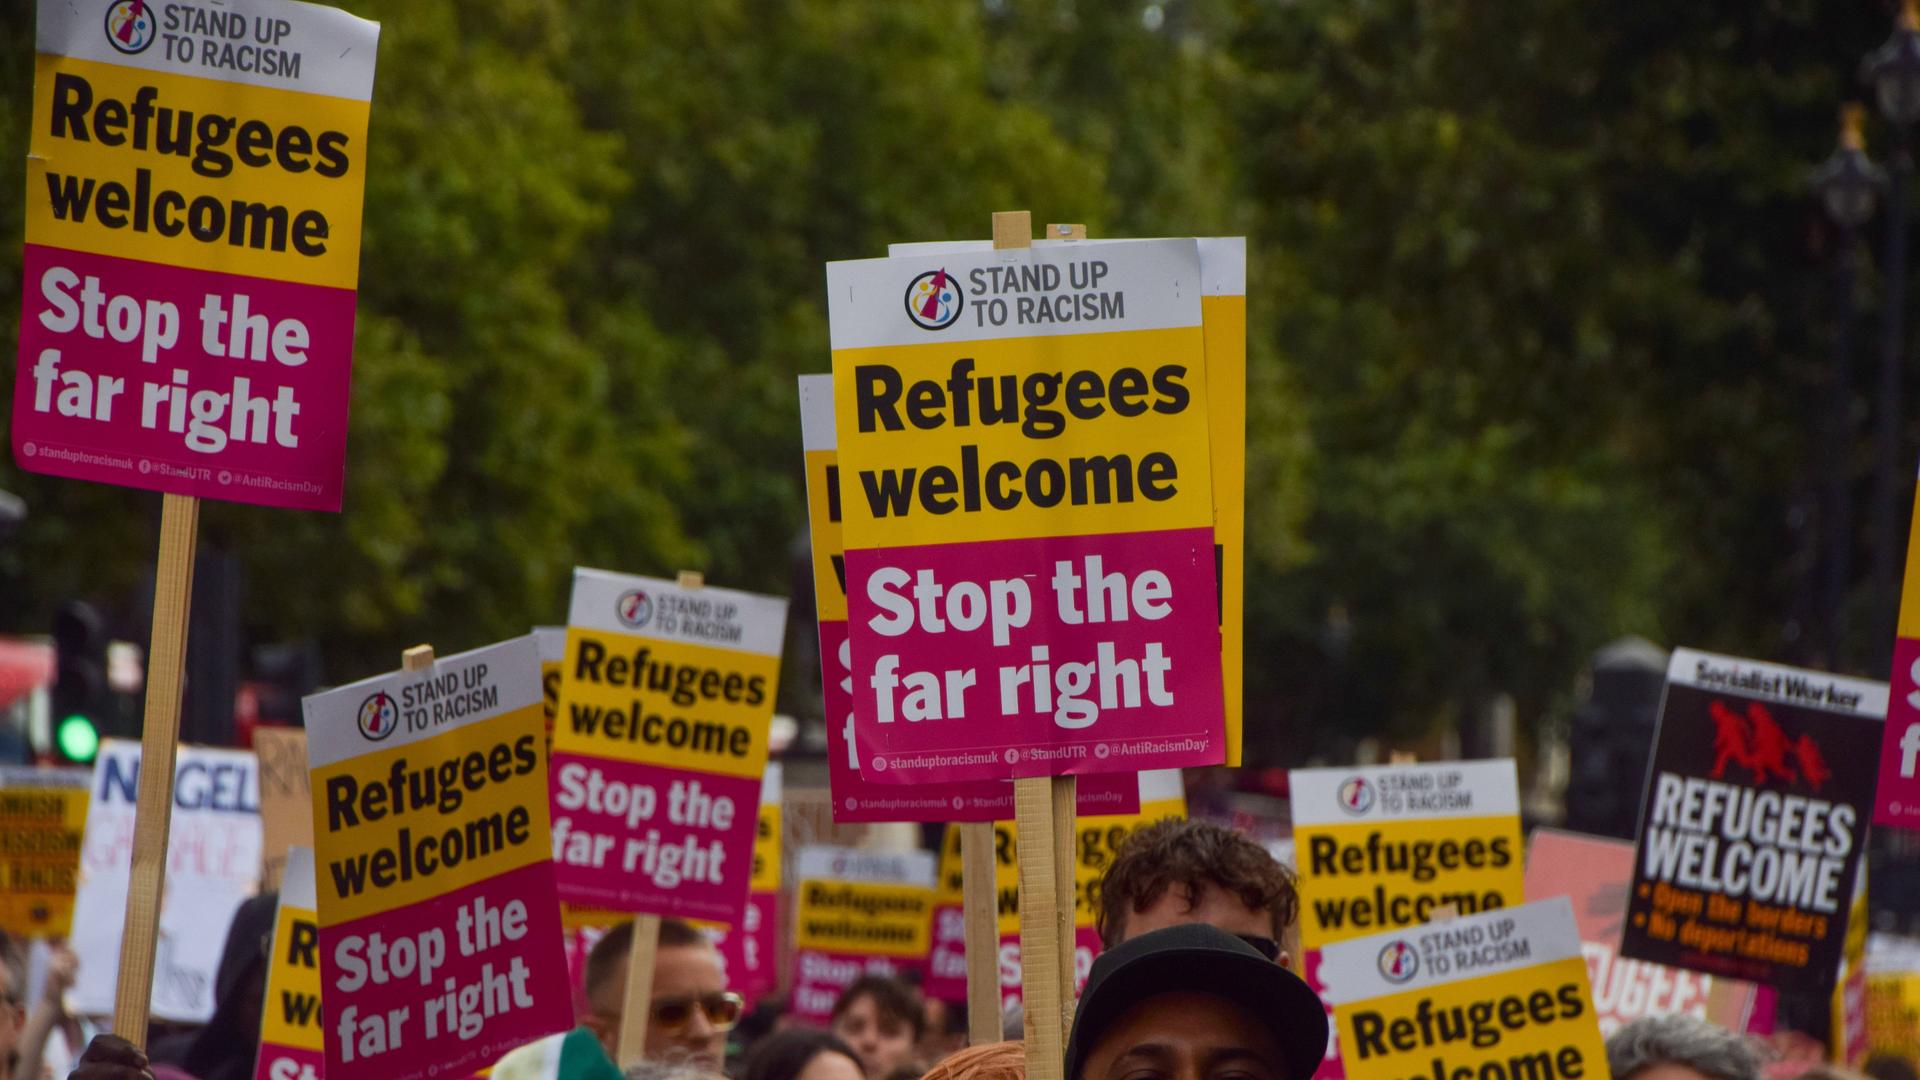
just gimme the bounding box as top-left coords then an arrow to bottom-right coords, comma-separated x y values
616,569 -> 703,1066
953,212 -> 1032,1047
111,493 -> 200,1042
960,822 -> 1001,1045
995,209 -> 1069,1080
1042,222 -> 1086,1026
616,913 -> 663,1067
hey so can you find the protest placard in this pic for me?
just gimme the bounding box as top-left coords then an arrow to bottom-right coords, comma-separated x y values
20,0 -> 381,1036
791,846 -> 936,1024
254,846 -> 320,1080
801,374 -> 1143,822
304,636 -> 571,1079
1292,759 -> 1523,1079
0,766 -> 89,938
14,0 -> 379,509
549,568 -> 786,924
70,740 -> 262,1020
555,765 -> 782,1017
1866,934 -> 1920,1067
1291,760 -> 1524,951
826,237 -> 1223,783
255,726 -> 312,890
726,763 -> 783,1003
635,768 -> 787,1002
1318,898 -> 1607,1080
1524,828 -> 1757,1035
1619,650 -> 1883,992
926,825 -> 972,1005
884,237 -> 1249,765
536,626 -> 564,748
1880,469 -> 1920,829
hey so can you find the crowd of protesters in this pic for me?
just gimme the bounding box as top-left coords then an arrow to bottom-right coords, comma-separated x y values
9,819 -> 1913,1080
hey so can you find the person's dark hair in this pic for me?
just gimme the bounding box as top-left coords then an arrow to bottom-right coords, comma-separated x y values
585,918 -> 706,1002
932,997 -> 967,1037
1606,1015 -> 1762,1080
744,1029 -> 861,1080
1096,819 -> 1299,947
832,975 -> 926,1041
1866,1055 -> 1920,1080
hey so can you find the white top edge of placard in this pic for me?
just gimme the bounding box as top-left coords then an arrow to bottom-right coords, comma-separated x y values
829,238 -> 1201,350
534,626 -> 565,662
38,0 -> 381,103
887,237 -> 1245,296
762,761 -> 783,805
1667,648 -> 1888,720
1196,237 -> 1246,296
1289,759 -> 1520,827
1318,897 -> 1583,1005
301,635 -> 541,768
0,765 -> 91,788
1867,932 -> 1920,975
799,374 -> 835,451
1139,768 -> 1184,804
795,845 -> 936,888
568,567 -> 788,658
280,845 -> 316,907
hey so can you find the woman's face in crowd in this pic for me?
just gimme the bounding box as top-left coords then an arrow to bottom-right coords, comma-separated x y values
833,994 -> 917,1080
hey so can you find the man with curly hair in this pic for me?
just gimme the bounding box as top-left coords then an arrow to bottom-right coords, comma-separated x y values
1095,818 -> 1301,968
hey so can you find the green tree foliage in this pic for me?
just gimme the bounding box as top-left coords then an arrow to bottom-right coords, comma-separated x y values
0,0 -> 1896,754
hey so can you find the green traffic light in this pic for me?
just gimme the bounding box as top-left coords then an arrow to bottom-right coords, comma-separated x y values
57,713 -> 99,763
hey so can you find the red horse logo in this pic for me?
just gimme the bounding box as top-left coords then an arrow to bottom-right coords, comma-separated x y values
1706,700 -> 1829,791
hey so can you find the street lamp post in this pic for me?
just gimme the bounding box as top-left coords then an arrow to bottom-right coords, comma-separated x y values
1864,0 -> 1920,672
1813,105 -> 1883,669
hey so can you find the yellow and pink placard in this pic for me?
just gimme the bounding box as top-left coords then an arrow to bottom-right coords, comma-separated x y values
825,240 -> 1224,781
800,374 -> 1141,819
305,636 -> 571,1079
15,0 -> 378,509
253,846 -> 320,1080
549,568 -> 786,925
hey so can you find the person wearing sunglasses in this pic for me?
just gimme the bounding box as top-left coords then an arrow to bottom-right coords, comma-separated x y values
495,918 -> 741,1080
1095,819 -> 1301,968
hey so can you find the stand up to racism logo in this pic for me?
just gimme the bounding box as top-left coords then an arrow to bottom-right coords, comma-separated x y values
903,269 -> 963,330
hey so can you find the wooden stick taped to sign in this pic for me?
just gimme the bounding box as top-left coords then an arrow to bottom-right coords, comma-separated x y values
1044,221 -> 1086,1029
1050,774 -> 1076,1026
618,913 -> 663,1067
1015,777 -> 1067,1078
996,208 -> 1069,1080
960,822 -> 1000,1045
112,493 -> 200,1042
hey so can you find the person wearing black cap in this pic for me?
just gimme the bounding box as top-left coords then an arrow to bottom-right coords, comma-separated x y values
1065,924 -> 1327,1080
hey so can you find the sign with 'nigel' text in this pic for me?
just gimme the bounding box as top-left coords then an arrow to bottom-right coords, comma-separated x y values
71,740 -> 262,1022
